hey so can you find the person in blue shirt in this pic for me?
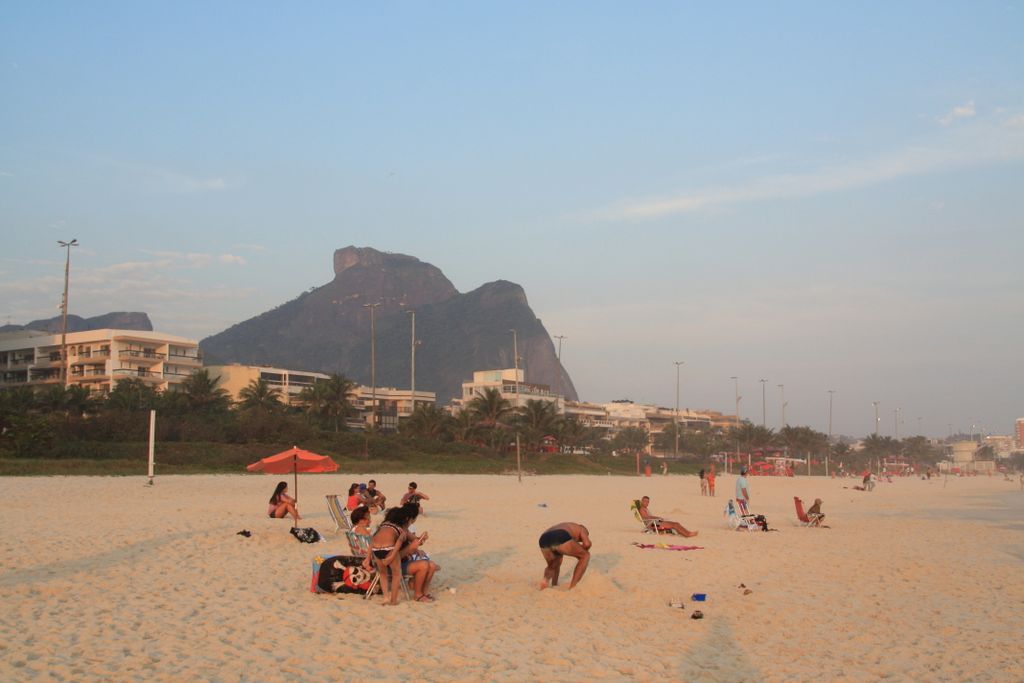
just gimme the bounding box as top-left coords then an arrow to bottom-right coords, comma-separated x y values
735,467 -> 751,514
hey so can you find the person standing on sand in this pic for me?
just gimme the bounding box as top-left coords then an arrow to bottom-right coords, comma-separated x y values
699,468 -> 707,496
735,466 -> 751,513
707,467 -> 716,497
538,522 -> 591,590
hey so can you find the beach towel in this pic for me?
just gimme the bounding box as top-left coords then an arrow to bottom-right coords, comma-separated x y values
311,554 -> 375,594
632,542 -> 703,551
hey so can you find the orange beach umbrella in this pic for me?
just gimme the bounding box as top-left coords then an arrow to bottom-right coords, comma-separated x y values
246,446 -> 338,501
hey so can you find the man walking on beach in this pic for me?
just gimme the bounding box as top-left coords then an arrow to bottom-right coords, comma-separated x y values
736,466 -> 751,514
538,522 -> 591,590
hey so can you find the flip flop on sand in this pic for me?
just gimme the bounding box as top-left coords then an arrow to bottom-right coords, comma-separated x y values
416,595 -> 435,603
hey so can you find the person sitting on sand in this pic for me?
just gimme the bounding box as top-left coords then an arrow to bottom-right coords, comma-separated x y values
364,479 -> 386,511
400,482 -> 430,506
637,496 -> 699,537
268,481 -> 300,524
350,505 -> 372,537
538,522 -> 591,590
346,483 -> 361,511
806,498 -> 826,525
399,502 -> 440,603
367,507 -> 410,605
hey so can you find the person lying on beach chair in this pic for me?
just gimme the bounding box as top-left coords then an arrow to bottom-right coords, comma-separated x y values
637,496 -> 698,537
805,498 -> 826,526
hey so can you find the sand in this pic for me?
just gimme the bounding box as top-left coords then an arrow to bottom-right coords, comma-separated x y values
1,471 -> 1022,682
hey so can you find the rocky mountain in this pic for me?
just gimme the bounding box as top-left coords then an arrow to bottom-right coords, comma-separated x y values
0,312 -> 153,334
200,246 -> 577,403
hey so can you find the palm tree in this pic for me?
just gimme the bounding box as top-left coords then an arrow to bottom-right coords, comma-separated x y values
181,369 -> 231,413
612,426 -> 650,473
467,387 -> 514,450
449,409 -> 480,443
517,399 -> 562,452
298,373 -> 356,432
106,378 -> 158,412
402,404 -> 449,441
238,378 -> 283,411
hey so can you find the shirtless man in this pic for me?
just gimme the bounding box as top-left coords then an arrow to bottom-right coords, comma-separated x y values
537,522 -> 591,590
638,496 -> 698,537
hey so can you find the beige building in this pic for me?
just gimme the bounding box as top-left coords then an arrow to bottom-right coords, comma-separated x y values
0,328 -> 201,394
206,364 -> 330,406
207,364 -> 436,429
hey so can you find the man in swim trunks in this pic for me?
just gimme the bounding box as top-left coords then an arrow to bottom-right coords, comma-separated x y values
538,522 -> 591,590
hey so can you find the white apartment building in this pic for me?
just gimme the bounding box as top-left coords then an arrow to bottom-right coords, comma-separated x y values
0,329 -> 201,394
457,368 -> 563,412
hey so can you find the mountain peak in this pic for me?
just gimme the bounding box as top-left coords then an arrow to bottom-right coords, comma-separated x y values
333,246 -> 421,277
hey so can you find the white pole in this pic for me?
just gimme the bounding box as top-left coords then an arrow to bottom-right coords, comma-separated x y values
147,409 -> 156,485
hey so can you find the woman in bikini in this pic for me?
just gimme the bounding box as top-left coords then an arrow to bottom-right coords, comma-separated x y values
368,507 -> 409,605
267,481 -> 300,524
399,502 -> 439,603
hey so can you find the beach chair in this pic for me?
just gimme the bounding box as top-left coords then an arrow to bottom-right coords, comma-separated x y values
725,499 -> 757,531
793,497 -> 822,527
325,494 -> 353,534
345,530 -> 412,601
631,499 -> 676,535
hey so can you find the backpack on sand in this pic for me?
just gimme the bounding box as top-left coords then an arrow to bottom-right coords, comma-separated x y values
290,527 -> 323,543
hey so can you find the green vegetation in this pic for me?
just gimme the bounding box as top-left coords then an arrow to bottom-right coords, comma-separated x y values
0,375 -> 948,477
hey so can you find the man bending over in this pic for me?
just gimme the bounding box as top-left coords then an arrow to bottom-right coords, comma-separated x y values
538,522 -> 591,590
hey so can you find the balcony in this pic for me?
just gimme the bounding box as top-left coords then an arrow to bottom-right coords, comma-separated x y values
119,349 -> 166,362
168,351 -> 202,363
113,368 -> 164,382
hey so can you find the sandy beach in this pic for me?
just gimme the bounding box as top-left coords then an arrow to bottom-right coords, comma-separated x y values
1,471 -> 1021,682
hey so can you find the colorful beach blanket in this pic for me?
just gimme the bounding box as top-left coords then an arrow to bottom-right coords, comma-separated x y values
632,542 -> 703,551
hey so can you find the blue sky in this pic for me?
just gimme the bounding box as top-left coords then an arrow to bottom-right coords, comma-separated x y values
2,3 -> 1022,437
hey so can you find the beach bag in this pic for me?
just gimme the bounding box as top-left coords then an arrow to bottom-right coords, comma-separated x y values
754,515 -> 769,532
290,527 -> 323,543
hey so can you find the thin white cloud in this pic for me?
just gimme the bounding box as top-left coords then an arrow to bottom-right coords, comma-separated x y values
100,157 -> 242,195
938,100 -> 976,126
1007,114 -> 1024,128
594,118 -> 1024,220
232,243 -> 267,252
219,254 -> 246,265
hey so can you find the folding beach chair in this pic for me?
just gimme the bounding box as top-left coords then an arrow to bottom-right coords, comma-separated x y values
724,499 -> 758,531
345,530 -> 412,601
631,499 -> 677,535
325,494 -> 353,534
793,497 -> 823,527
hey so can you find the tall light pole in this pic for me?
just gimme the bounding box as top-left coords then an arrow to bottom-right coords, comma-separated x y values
407,309 -> 419,413
731,376 -> 741,473
674,361 -> 684,458
872,401 -> 880,437
759,379 -> 767,427
553,334 -> 566,406
777,384 -> 786,429
510,329 -> 522,483
58,239 -> 78,388
362,302 -> 380,434
827,390 -> 836,477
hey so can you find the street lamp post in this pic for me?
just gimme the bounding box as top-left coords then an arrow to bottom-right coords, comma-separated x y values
362,303 -> 381,437
58,239 -> 78,388
759,379 -> 767,427
674,361 -> 684,458
872,401 -> 880,437
827,390 -> 836,477
553,335 -> 566,402
777,384 -> 786,429
731,376 -> 742,473
510,329 -> 522,483
407,310 -> 419,414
